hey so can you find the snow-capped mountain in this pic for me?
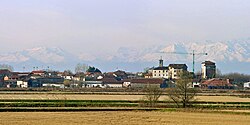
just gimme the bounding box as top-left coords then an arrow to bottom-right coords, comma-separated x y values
0,47 -> 69,64
0,47 -> 80,71
108,40 -> 250,73
110,40 -> 250,63
1,40 -> 250,73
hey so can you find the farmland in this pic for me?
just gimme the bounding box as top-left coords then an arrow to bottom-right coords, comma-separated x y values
0,111 -> 250,125
0,93 -> 250,102
0,92 -> 250,111
0,92 -> 250,125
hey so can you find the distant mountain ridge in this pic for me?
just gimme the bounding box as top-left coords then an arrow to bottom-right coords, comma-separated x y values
1,40 -> 250,73
107,40 -> 250,73
0,47 -> 79,71
111,40 -> 250,63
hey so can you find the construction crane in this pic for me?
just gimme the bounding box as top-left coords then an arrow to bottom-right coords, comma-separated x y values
159,50 -> 208,76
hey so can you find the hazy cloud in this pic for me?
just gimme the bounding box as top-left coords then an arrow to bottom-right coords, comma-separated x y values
0,0 -> 250,56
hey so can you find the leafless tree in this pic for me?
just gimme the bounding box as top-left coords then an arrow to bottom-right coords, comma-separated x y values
168,71 -> 197,108
143,85 -> 163,107
75,63 -> 88,73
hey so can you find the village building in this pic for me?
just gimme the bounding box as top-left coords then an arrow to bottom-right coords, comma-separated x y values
123,78 -> 165,88
201,78 -> 234,89
243,82 -> 250,89
201,61 -> 216,79
168,64 -> 188,79
152,58 -> 169,79
102,77 -> 123,88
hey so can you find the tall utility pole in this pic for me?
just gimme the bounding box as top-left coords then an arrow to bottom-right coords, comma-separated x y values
159,50 -> 208,77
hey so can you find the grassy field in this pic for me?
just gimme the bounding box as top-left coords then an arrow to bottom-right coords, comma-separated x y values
0,111 -> 249,125
0,94 -> 250,102
0,92 -> 250,125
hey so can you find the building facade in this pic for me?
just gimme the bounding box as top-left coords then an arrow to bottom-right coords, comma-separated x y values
201,61 -> 216,79
152,58 -> 169,79
168,64 -> 188,79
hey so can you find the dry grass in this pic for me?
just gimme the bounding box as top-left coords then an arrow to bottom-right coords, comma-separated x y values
0,94 -> 143,100
196,96 -> 250,102
1,94 -> 250,102
0,111 -> 249,125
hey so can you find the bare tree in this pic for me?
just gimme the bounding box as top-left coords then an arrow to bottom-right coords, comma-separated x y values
168,71 -> 197,108
75,63 -> 88,73
143,85 -> 163,107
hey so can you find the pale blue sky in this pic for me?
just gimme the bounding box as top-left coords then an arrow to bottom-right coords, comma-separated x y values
1,0 -> 250,55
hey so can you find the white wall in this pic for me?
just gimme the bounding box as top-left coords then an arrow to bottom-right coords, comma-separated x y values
107,84 -> 123,88
152,70 -> 168,79
244,82 -> 250,88
17,81 -> 28,88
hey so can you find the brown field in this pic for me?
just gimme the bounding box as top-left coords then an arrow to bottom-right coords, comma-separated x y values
0,111 -> 249,125
0,94 -> 250,102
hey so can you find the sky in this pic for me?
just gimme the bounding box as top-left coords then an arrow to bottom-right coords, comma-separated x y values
1,0 -> 250,55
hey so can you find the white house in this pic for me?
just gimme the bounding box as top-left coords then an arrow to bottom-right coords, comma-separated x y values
42,83 -> 65,88
152,58 -> 169,79
82,81 -> 105,88
63,75 -> 73,80
106,83 -> 123,88
168,64 -> 188,79
17,81 -> 28,88
101,78 -> 123,88
244,82 -> 250,89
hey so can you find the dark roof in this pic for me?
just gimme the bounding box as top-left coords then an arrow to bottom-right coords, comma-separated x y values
124,78 -> 164,84
0,69 -> 11,74
153,66 -> 168,70
202,61 -> 215,65
0,70 -> 11,77
114,70 -> 127,76
101,78 -> 123,84
13,72 -> 30,75
168,64 -> 187,69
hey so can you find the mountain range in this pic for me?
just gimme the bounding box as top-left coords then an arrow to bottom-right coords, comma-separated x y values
1,40 -> 250,74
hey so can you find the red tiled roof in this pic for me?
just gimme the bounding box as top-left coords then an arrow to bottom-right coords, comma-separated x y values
32,70 -> 45,74
202,78 -> 233,86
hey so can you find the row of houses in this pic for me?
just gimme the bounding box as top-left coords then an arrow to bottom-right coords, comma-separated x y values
0,70 -> 65,88
0,60 -> 240,89
0,68 -> 172,89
